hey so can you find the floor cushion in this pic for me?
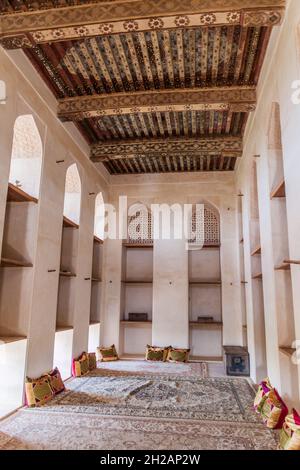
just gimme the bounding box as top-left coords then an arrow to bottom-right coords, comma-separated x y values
48,367 -> 65,395
88,352 -> 97,370
260,388 -> 288,429
25,375 -> 54,407
97,345 -> 118,362
145,345 -> 169,362
72,352 -> 89,377
254,378 -> 272,413
279,409 -> 300,450
166,347 -> 190,363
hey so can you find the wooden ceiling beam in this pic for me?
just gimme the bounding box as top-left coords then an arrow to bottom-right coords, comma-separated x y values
58,87 -> 256,122
0,0 -> 285,49
90,136 -> 243,162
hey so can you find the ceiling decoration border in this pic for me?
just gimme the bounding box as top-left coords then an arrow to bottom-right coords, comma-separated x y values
0,1 -> 285,49
58,87 -> 256,121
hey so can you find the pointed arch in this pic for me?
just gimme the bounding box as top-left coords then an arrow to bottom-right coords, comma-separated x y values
63,163 -> 81,225
94,192 -> 104,240
9,114 -> 43,198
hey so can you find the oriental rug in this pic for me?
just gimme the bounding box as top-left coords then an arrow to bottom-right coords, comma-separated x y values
0,365 -> 278,450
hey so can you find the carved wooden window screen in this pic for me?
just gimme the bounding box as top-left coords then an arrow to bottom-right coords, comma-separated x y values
189,205 -> 220,246
127,209 -> 153,244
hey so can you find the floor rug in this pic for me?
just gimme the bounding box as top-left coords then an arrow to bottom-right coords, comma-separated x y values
0,411 -> 277,450
0,366 -> 278,450
24,374 -> 259,423
96,359 -> 208,377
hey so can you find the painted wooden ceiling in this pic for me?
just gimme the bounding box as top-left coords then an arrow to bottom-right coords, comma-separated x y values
0,0 -> 285,175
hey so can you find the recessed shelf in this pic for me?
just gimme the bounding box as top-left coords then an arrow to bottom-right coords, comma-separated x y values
189,280 -> 222,286
123,280 -> 153,284
282,259 -> 300,265
63,216 -> 79,229
275,263 -> 291,272
119,353 -> 145,360
189,322 -> 223,330
89,321 -> 100,326
120,320 -> 152,327
0,335 -> 27,344
189,355 -> 223,363
7,183 -> 38,204
279,347 -> 296,358
59,270 -> 76,278
252,272 -> 262,280
94,236 -> 103,244
270,180 -> 285,199
123,243 -> 153,249
0,258 -> 33,268
251,246 -> 261,256
56,325 -> 73,332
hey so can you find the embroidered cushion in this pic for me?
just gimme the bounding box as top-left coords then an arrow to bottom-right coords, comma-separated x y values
96,344 -> 118,362
260,388 -> 288,429
166,347 -> 190,363
47,367 -> 65,395
88,352 -> 97,370
254,378 -> 272,413
145,345 -> 169,362
25,375 -> 54,407
72,352 -> 89,377
279,409 -> 300,450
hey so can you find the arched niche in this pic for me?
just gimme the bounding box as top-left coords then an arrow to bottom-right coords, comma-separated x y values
63,163 -> 81,225
94,192 -> 105,240
9,114 -> 43,199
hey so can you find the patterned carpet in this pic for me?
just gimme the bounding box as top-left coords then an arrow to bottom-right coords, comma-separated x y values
0,362 -> 278,450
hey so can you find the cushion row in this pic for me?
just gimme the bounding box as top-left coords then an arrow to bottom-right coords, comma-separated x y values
145,345 -> 190,363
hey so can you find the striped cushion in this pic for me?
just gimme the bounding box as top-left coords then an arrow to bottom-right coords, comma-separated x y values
88,352 -> 97,370
48,367 -> 65,394
280,409 -> 300,450
145,345 -> 169,362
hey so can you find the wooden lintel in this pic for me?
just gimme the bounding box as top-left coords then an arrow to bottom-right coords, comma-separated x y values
57,87 -> 256,122
90,136 -> 243,161
0,1 -> 285,49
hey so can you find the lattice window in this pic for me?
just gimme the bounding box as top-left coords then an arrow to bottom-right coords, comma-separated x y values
189,205 -> 220,246
127,205 -> 153,244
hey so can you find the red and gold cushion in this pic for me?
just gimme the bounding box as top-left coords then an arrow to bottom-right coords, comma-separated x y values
47,367 -> 65,395
280,409 -> 300,450
166,347 -> 190,363
72,352 -> 89,377
145,345 -> 169,362
254,378 -> 272,413
260,388 -> 288,429
25,375 -> 53,407
88,352 -> 97,371
96,345 -> 118,362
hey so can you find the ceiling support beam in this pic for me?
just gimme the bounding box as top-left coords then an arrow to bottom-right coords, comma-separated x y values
90,137 -> 243,162
58,87 -> 256,121
0,0 -> 285,49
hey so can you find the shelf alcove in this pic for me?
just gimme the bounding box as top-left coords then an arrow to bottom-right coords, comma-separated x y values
0,114 -> 42,417
119,204 -> 153,357
237,194 -> 247,347
53,164 -> 81,379
268,102 -> 299,406
88,193 -> 104,352
188,204 -> 223,362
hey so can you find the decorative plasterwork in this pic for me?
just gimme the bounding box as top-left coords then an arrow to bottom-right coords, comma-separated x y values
58,87 -> 256,121
0,0 -> 285,49
90,136 -> 243,161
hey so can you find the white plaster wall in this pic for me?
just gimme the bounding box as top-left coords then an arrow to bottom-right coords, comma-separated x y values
236,0 -> 300,405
